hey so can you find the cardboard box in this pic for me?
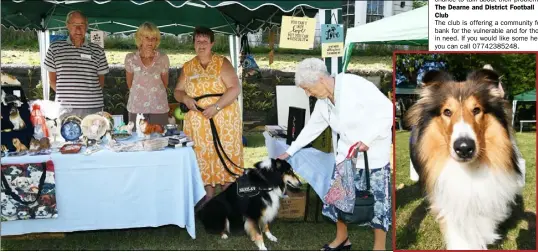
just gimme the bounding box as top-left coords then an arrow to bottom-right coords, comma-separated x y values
278,191 -> 307,219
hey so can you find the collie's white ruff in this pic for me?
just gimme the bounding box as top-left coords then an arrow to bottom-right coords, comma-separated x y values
432,158 -> 521,250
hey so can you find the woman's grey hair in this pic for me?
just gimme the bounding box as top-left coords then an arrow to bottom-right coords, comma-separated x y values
295,58 -> 330,86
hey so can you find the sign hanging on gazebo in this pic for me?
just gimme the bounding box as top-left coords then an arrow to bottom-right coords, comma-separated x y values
321,24 -> 344,58
279,16 -> 316,50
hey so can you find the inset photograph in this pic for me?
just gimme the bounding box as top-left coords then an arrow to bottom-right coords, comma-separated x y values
394,52 -> 536,250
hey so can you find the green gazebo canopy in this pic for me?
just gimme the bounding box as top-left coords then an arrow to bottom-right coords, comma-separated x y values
2,0 -> 343,109
395,82 -> 419,95
514,89 -> 536,102
1,0 -> 340,35
342,6 -> 428,71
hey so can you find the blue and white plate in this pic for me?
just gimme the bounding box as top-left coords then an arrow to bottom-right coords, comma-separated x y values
61,120 -> 82,142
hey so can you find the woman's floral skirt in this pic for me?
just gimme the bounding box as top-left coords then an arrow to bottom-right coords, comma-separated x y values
322,162 -> 392,232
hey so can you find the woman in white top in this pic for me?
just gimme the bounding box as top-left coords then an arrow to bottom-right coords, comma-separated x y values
278,58 -> 393,251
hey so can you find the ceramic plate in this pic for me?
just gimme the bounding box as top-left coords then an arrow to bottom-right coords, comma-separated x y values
61,120 -> 82,142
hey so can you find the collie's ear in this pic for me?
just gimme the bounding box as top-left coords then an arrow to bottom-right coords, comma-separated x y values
483,64 -> 494,70
467,68 -> 500,87
468,68 -> 504,98
253,161 -> 263,170
275,158 -> 290,170
255,157 -> 273,170
420,69 -> 453,87
404,71 -> 450,128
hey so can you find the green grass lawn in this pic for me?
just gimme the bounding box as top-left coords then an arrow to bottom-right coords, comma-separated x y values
395,131 -> 536,250
0,49 -> 392,72
1,131 -> 392,251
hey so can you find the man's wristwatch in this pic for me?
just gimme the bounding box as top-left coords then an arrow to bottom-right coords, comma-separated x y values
214,104 -> 221,111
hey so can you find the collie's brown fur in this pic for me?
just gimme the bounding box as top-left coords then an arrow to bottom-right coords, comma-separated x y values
405,68 -> 519,193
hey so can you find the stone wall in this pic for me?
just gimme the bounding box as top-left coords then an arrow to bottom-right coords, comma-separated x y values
1,64 -> 392,129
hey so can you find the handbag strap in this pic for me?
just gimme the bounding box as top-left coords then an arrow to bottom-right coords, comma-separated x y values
363,151 -> 370,191
1,162 -> 48,205
344,138 -> 371,191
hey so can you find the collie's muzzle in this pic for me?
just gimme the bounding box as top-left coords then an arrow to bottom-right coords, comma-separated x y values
450,120 -> 478,162
453,137 -> 476,160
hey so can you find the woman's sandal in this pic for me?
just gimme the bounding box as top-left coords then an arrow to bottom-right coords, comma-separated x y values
321,237 -> 352,251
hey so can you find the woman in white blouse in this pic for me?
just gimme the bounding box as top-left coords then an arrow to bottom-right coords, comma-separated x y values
278,58 -> 393,251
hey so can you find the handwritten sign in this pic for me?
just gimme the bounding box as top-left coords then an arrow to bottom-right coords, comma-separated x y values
322,43 -> 344,58
279,16 -> 316,50
321,24 -> 344,58
90,30 -> 105,48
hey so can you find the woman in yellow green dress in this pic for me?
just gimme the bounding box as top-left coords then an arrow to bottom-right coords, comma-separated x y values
174,26 -> 243,204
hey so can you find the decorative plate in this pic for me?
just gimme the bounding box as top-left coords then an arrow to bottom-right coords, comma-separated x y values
112,133 -> 132,141
60,143 -> 83,154
97,111 -> 115,130
81,114 -> 110,140
61,118 -> 83,142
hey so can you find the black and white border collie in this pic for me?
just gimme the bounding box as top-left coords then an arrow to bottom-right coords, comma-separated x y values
198,158 -> 302,250
405,68 -> 523,250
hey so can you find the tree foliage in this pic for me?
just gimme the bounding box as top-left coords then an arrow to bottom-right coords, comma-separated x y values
395,53 -> 536,99
412,0 -> 428,9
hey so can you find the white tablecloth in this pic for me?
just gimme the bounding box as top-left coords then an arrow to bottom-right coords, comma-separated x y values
263,132 -> 335,202
1,143 -> 205,239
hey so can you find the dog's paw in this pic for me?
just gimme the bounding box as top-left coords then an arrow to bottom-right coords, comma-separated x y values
221,233 -> 228,239
265,232 -> 278,242
258,245 -> 268,251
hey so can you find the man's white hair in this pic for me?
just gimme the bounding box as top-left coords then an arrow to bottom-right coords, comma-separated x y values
66,10 -> 88,25
295,58 -> 330,86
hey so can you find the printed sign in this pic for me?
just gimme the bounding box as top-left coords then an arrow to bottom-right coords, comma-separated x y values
279,16 -> 316,50
90,30 -> 105,48
321,24 -> 344,58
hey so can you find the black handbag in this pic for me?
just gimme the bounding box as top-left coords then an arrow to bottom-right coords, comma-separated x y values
337,151 -> 375,224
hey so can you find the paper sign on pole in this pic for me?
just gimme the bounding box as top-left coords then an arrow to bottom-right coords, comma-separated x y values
90,30 -> 105,48
279,16 -> 316,50
321,24 -> 344,58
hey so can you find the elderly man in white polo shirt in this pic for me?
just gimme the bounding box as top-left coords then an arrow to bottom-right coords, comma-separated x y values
44,10 -> 109,119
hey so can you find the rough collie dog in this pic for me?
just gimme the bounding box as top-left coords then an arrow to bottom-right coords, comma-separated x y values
198,158 -> 302,250
405,68 -> 522,250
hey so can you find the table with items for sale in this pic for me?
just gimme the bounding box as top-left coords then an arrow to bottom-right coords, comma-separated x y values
0,134 -> 206,239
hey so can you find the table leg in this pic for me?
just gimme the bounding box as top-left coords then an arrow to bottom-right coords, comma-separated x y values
304,184 -> 311,222
520,123 -> 523,133
315,195 -> 321,223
